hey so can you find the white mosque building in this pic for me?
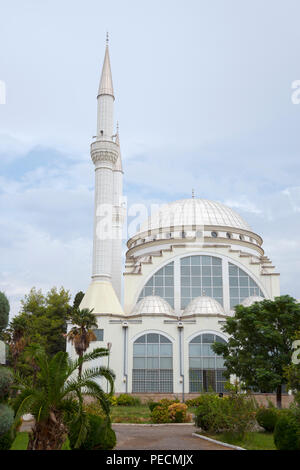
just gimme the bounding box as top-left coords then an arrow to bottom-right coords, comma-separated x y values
67,40 -> 280,398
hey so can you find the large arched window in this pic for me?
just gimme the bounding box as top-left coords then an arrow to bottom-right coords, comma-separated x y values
138,262 -> 174,308
181,256 -> 223,309
132,333 -> 173,393
189,333 -> 227,393
229,263 -> 264,308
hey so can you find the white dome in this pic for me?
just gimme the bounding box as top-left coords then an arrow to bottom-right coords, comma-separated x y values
139,198 -> 251,233
241,296 -> 264,307
183,296 -> 225,316
131,296 -> 174,316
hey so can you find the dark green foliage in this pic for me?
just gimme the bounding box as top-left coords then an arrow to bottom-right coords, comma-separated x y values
0,367 -> 13,402
73,292 -> 85,310
5,287 -> 71,374
116,394 -> 141,406
69,413 -> 116,450
0,404 -> 14,435
274,412 -> 300,450
256,407 -> 279,432
212,296 -> 300,407
194,391 -> 257,438
185,396 -> 203,408
0,429 -> 14,450
148,401 -> 160,412
0,292 -> 9,333
13,348 -> 115,450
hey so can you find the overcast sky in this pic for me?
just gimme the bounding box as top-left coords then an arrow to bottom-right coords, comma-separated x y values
1,0 -> 300,317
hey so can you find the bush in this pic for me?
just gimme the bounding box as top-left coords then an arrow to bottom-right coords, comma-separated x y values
274,412 -> 300,450
194,392 -> 256,438
116,394 -> 141,406
256,407 -> 279,432
185,397 -> 203,408
0,429 -> 14,450
168,403 -> 189,423
148,401 -> 160,412
0,367 -> 13,402
151,405 -> 170,424
0,404 -> 14,435
83,401 -> 106,418
69,413 -> 116,450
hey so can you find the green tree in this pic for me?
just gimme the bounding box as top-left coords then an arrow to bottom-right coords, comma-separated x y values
284,329 -> 300,401
0,292 -> 10,334
67,308 -> 97,378
13,347 -> 114,450
212,296 -> 300,408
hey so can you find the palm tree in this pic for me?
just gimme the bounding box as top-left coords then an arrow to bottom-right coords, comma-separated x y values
67,308 -> 98,378
13,347 -> 115,450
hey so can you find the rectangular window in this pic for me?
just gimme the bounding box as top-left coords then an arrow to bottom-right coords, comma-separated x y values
91,329 -> 104,341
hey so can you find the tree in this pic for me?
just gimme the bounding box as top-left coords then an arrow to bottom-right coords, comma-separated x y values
67,308 -> 98,378
0,292 -> 10,334
284,329 -> 300,402
13,347 -> 114,450
4,315 -> 28,371
212,295 -> 300,408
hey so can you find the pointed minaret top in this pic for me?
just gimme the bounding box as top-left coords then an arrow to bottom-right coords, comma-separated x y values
98,35 -> 114,98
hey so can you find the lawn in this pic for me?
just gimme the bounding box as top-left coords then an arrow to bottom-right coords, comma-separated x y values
197,431 -> 276,450
10,432 -> 70,450
110,405 -> 197,423
111,404 -> 152,423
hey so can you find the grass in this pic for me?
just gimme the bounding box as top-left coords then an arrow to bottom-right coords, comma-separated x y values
10,432 -> 70,450
10,432 -> 29,450
110,405 -> 152,423
197,431 -> 276,450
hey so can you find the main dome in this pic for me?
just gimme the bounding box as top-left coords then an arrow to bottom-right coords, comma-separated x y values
139,198 -> 251,233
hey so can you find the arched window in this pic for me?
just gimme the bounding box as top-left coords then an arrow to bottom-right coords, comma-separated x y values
229,263 -> 264,308
132,333 -> 173,393
189,333 -> 227,393
138,262 -> 174,308
181,256 -> 223,309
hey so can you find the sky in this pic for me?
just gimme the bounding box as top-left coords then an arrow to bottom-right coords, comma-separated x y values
0,0 -> 300,317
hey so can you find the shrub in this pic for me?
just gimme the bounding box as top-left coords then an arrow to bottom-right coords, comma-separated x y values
168,403 -> 189,423
0,429 -> 14,450
0,404 -> 14,435
83,401 -> 106,418
256,407 -> 279,432
148,401 -> 160,412
116,394 -> 141,406
0,367 -> 13,402
194,392 -> 256,438
274,412 -> 300,450
69,413 -> 116,450
151,406 -> 171,424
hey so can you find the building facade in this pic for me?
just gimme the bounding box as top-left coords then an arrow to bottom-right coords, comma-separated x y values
67,41 -> 280,398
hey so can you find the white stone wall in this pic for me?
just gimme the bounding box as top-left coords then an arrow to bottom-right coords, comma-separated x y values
124,246 -> 280,315
67,314 -> 228,394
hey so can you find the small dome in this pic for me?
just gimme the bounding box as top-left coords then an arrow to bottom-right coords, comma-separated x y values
131,296 -> 174,316
183,296 -> 225,316
241,296 -> 264,307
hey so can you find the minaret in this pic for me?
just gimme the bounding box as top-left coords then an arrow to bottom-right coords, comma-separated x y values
112,123 -> 124,301
80,36 -> 124,315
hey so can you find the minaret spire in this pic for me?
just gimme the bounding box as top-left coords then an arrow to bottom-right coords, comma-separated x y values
98,34 -> 114,99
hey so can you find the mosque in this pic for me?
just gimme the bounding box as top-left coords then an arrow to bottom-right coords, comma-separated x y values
67,40 -> 280,398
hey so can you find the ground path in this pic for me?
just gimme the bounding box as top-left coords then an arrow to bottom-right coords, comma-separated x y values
113,424 -> 233,450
